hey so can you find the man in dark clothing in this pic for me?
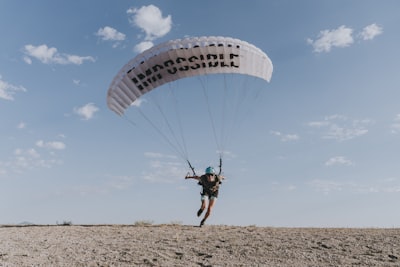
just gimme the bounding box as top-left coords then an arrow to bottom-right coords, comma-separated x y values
185,166 -> 224,227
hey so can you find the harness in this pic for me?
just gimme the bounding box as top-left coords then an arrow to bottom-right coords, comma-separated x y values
199,175 -> 222,196
186,157 -> 223,197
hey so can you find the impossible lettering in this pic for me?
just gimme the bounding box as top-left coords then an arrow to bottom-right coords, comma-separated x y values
127,47 -> 241,91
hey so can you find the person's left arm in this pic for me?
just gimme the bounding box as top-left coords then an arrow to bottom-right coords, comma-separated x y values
217,175 -> 225,183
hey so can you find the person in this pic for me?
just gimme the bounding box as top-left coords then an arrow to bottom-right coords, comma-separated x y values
185,166 -> 224,227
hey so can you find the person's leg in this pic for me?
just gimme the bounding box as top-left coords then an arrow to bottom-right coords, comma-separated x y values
200,197 -> 216,226
197,196 -> 208,217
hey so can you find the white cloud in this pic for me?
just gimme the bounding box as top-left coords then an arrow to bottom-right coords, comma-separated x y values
308,179 -> 348,194
23,56 -> 32,64
325,114 -> 347,121
325,156 -> 354,167
359,23 -> 383,40
217,150 -> 237,160
62,174 -> 138,197
325,124 -> 368,141
308,23 -> 383,53
141,152 -> 184,183
0,147 -> 63,176
127,5 -> 172,41
108,175 -> 136,190
127,5 -> 172,53
96,26 -> 126,48
134,41 -> 154,53
66,54 -> 95,65
309,177 -> 400,194
0,140 -> 66,176
23,44 -> 95,65
36,140 -> 66,150
23,44 -> 56,63
270,131 -> 299,142
287,185 -> 297,191
73,103 -> 99,120
390,114 -> 400,134
0,75 -> 27,101
17,122 -> 26,129
307,121 -> 329,127
15,148 -> 40,158
308,25 -> 354,53
96,26 -> 126,41
308,115 -> 372,141
144,152 -> 177,159
354,177 -> 400,193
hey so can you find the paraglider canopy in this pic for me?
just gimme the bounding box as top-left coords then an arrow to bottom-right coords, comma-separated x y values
107,36 -> 273,116
106,36 -> 273,173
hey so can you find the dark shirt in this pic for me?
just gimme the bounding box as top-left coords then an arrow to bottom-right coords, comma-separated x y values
199,174 -> 222,198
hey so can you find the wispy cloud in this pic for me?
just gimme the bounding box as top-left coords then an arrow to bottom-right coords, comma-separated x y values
325,156 -> 354,167
307,25 -> 353,53
73,103 -> 99,120
359,23 -> 383,40
23,44 -> 95,65
70,152 -> 187,196
308,23 -> 383,53
309,177 -> 400,194
308,179 -> 351,194
217,150 -> 237,160
270,181 -> 297,193
107,175 -> 136,190
141,152 -> 184,183
144,152 -> 177,159
0,75 -> 27,101
60,174 -> 136,197
270,131 -> 299,142
390,114 -> 400,134
0,146 -> 64,177
307,115 -> 373,141
96,26 -> 126,48
127,5 -> 172,53
36,140 -> 66,150
17,122 -> 26,129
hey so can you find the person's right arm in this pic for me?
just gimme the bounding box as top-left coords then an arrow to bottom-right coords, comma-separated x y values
185,174 -> 200,180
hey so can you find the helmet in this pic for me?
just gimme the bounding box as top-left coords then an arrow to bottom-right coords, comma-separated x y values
205,166 -> 215,175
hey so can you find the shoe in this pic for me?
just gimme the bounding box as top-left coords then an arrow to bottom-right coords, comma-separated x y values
200,219 -> 206,227
197,208 -> 204,217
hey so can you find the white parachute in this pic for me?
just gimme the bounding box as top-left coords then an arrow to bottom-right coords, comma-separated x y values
107,36 -> 272,115
107,36 -> 273,172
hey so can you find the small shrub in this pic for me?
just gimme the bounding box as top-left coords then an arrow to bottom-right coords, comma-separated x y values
169,220 -> 183,225
57,220 -> 72,226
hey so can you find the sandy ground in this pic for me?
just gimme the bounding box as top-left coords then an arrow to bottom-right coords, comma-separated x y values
0,224 -> 399,267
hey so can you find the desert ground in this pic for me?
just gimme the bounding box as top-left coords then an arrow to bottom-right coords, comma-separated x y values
1,224 -> 399,266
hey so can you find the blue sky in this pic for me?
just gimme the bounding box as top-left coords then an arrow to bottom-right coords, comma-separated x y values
1,0 -> 399,227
